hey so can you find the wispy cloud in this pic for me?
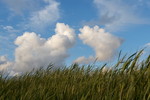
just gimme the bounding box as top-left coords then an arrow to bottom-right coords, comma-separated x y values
145,43 -> 150,47
27,0 -> 60,31
2,0 -> 38,15
3,26 -> 19,33
0,25 -> 18,51
85,0 -> 149,32
2,0 -> 60,31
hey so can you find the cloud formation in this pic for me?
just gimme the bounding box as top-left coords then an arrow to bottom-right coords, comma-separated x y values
74,56 -> 95,64
74,25 -> 123,64
3,26 -> 18,33
2,0 -> 37,15
2,0 -> 60,31
13,23 -> 75,72
1,23 -> 76,74
28,0 -> 60,30
88,0 -> 146,32
0,56 -> 12,72
144,43 -> 150,54
146,43 -> 150,46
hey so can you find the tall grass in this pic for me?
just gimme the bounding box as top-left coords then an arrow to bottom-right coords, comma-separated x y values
0,51 -> 150,100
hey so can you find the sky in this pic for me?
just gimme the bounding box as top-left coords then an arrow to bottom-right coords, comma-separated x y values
0,0 -> 150,75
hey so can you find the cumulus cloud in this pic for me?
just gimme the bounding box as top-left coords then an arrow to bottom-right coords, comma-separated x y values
28,0 -> 60,30
86,0 -> 147,32
0,56 -> 12,72
0,56 -> 21,77
74,25 -> 123,64
74,56 -> 96,64
12,23 -> 75,72
0,23 -> 75,74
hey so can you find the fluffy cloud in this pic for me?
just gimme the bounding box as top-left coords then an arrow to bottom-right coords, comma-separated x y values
12,23 -> 75,72
1,23 -> 75,74
0,56 -> 12,72
90,0 -> 146,32
74,56 -> 95,64
74,25 -> 123,64
28,0 -> 60,30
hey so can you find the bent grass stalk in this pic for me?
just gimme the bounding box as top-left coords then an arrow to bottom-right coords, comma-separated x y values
0,50 -> 150,100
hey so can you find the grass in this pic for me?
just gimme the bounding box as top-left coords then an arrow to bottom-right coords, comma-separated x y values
0,50 -> 150,100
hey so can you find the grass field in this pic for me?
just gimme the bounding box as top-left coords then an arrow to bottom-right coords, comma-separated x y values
0,50 -> 150,100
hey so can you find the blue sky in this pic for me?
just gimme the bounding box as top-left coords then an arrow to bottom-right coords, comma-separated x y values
0,0 -> 150,75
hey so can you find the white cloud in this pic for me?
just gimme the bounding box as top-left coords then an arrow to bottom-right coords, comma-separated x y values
74,56 -> 96,64
12,23 -> 75,72
145,43 -> 150,46
3,26 -> 14,30
3,26 -> 18,33
0,25 -> 18,51
2,0 -> 60,31
2,0 -> 37,15
0,56 -> 13,72
0,35 -> 16,51
144,43 -> 150,55
28,0 -> 60,30
90,0 -> 146,32
0,23 -> 75,74
0,56 -> 20,76
74,25 -> 123,64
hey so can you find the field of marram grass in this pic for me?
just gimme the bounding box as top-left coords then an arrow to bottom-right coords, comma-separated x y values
0,50 -> 150,100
